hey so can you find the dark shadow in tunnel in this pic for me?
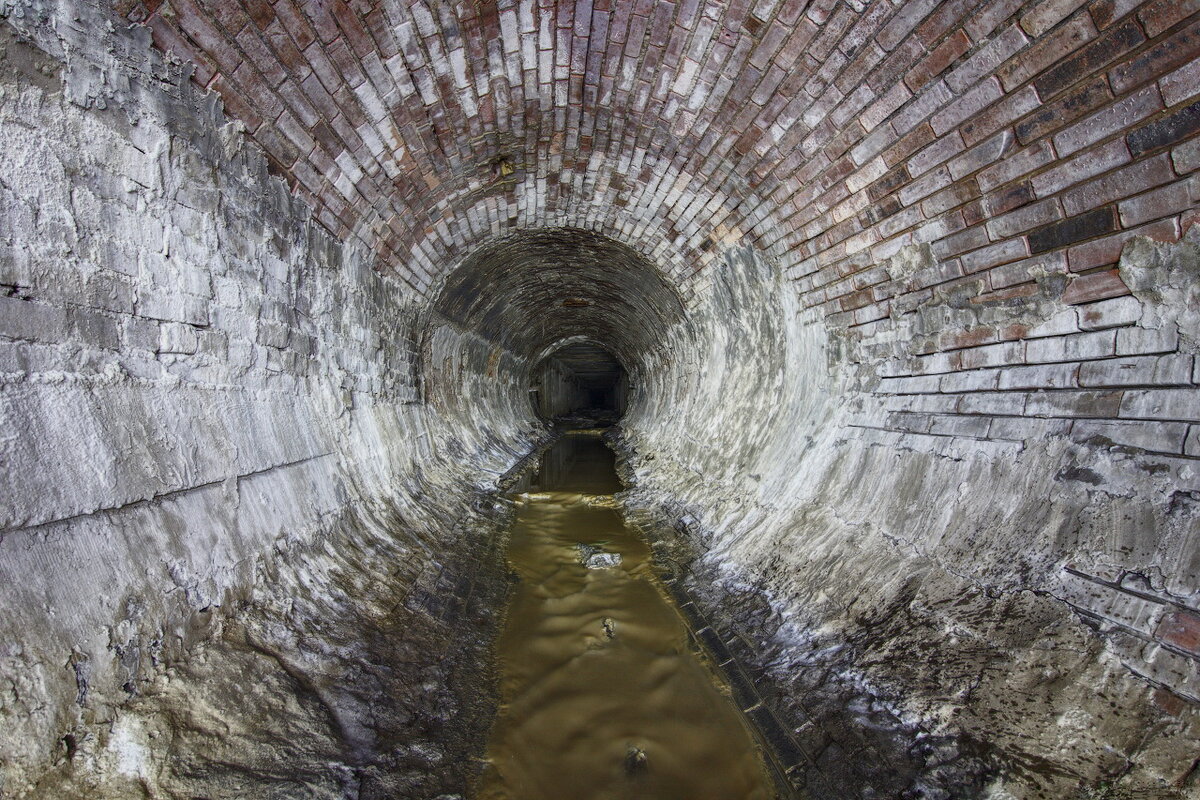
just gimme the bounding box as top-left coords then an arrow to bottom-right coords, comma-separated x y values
424,228 -> 685,429
531,340 -> 630,425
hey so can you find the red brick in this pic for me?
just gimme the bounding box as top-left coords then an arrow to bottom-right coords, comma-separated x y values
273,0 -> 319,50
236,26 -> 289,87
934,224 -> 990,258
1061,151 -> 1177,215
876,0 -> 940,51
922,178 -> 979,217
962,238 -> 1028,272
949,131 -> 1015,180
210,74 -> 264,131
977,139 -> 1056,192
1119,179 -> 1195,227
1015,76 -> 1111,144
931,77 -> 1003,136
998,11 -> 1097,90
916,0 -> 979,46
262,21 -> 312,78
869,35 -> 926,93
207,3 -> 252,35
145,13 -> 216,86
1053,83 -> 1164,157
1156,610 -> 1200,655
1021,0 -> 1091,36
867,164 -> 911,202
960,86 -> 1040,145
905,29 -> 971,91
1110,17 -> 1200,94
1089,0 -> 1142,30
1067,218 -> 1181,270
991,197 -> 1065,239
986,181 -> 1035,215
883,122 -> 936,168
1028,206 -> 1116,252
1061,268 -> 1130,303
1160,57 -> 1200,107
245,0 -> 276,29
910,131 -> 966,175
1138,0 -> 1200,38
1035,18 -> 1146,99
1152,687 -> 1187,717
968,0 -> 1026,40
1031,138 -> 1131,199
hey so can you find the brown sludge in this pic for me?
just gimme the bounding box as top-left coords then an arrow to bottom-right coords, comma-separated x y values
479,432 -> 776,800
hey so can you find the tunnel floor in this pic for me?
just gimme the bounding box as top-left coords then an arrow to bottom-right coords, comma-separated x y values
478,432 -> 777,799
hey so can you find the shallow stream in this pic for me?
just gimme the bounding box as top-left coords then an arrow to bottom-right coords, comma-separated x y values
478,431 -> 776,799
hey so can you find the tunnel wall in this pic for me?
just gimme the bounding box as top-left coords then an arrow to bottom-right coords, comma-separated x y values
618,208 -> 1200,796
2,0 -> 1200,799
0,8 -> 540,797
530,353 -> 589,419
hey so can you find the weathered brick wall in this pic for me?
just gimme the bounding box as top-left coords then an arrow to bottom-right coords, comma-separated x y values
112,0 -> 1200,297
0,4 -> 542,795
117,0 -> 1200,487
5,0 -> 1200,796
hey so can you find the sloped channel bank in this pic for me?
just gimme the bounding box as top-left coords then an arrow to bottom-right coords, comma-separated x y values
479,430 -> 787,799
608,429 -> 994,800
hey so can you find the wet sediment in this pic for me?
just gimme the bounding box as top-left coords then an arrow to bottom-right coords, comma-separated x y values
479,431 -> 781,800
607,430 -> 994,800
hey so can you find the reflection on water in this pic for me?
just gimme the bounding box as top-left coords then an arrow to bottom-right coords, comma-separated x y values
478,432 -> 775,800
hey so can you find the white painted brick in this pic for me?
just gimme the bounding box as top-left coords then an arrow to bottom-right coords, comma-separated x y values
1120,389 -> 1200,422
998,363 -> 1078,390
988,416 -> 1071,441
1054,570 -> 1166,629
886,410 -> 932,432
884,393 -> 961,413
958,391 -> 1027,416
914,351 -> 959,375
928,413 -> 992,438
1025,307 -> 1080,339
1116,325 -> 1179,356
1072,419 -> 1188,454
1076,296 -> 1142,331
940,368 -> 1001,392
158,321 -> 199,354
0,296 -> 67,343
1187,425 -> 1200,457
945,436 -> 1024,460
959,340 -> 1025,370
877,374 -> 943,393
1026,390 -> 1123,418
1078,355 -> 1194,387
137,290 -> 209,326
1025,330 -> 1115,364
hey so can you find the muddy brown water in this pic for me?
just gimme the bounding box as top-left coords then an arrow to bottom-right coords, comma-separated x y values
478,432 -> 777,800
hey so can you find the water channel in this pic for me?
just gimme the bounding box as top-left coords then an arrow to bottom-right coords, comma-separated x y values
478,430 -> 777,799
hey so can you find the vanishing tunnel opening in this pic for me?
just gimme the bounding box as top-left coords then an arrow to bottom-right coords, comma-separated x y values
532,340 -> 630,424
428,227 -> 686,431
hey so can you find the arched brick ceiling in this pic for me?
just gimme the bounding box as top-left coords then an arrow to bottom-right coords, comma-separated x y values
117,0 -> 1200,337
119,0 -> 814,296
433,228 -> 684,365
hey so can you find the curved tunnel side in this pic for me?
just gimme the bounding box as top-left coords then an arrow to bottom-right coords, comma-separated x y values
0,2 -> 1199,799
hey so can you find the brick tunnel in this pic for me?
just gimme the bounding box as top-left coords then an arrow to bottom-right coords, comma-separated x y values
1,0 -> 1199,797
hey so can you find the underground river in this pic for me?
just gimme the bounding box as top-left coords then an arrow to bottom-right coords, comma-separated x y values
478,431 -> 778,799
